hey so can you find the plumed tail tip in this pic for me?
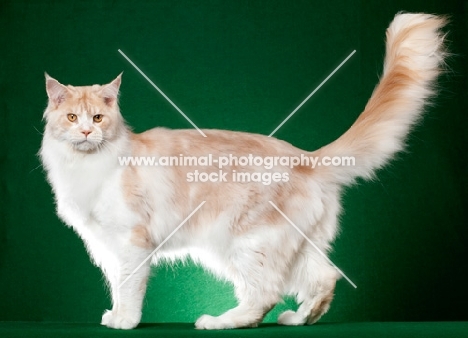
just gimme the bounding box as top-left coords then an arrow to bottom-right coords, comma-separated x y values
313,12 -> 449,186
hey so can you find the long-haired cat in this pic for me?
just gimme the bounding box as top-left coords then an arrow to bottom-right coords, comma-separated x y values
40,13 -> 447,329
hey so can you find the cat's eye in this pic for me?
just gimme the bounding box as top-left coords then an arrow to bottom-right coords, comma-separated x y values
93,114 -> 103,123
67,114 -> 77,122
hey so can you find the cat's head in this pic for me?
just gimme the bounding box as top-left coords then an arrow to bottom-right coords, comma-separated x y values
44,74 -> 126,153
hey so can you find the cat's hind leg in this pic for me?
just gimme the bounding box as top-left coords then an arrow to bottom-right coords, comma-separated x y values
195,228 -> 298,330
278,189 -> 341,325
278,246 -> 338,326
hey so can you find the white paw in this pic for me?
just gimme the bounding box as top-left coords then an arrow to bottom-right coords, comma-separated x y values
195,314 -> 239,330
278,310 -> 305,326
195,314 -> 224,330
195,313 -> 258,330
101,309 -> 139,330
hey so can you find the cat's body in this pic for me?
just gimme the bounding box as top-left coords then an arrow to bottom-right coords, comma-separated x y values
41,13 -> 447,329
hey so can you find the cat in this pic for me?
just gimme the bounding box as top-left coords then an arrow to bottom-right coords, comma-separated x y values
40,13 -> 447,330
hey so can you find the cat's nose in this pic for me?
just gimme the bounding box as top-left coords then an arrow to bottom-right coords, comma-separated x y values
82,130 -> 92,137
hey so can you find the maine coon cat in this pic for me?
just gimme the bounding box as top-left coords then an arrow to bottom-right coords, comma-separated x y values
40,13 -> 447,330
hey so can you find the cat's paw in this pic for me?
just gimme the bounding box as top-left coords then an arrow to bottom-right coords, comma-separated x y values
195,314 -> 258,330
195,314 -> 228,330
278,310 -> 306,326
101,309 -> 139,330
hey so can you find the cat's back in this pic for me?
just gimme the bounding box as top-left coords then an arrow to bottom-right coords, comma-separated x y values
130,127 -> 303,157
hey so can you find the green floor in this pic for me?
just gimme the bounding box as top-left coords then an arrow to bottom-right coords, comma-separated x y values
1,322 -> 467,338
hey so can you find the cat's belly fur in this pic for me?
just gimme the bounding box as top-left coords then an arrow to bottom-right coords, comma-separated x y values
57,162 -> 338,278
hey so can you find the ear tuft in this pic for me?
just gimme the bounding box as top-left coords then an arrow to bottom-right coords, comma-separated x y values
102,73 -> 122,107
45,73 -> 68,107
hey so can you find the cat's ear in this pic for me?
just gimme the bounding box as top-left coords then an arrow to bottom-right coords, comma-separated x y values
101,73 -> 122,107
45,73 -> 69,107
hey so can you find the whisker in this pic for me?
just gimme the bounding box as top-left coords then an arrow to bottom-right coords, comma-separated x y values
29,163 -> 43,174
101,139 -> 121,153
33,125 -> 44,136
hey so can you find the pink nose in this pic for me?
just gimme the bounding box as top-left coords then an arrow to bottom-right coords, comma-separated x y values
82,130 -> 92,137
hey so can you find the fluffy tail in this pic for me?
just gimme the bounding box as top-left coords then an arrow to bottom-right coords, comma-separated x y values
313,13 -> 447,185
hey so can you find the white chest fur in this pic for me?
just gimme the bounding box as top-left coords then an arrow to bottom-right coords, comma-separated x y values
40,136 -> 136,231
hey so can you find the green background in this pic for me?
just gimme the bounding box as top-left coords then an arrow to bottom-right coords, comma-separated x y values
0,0 -> 467,330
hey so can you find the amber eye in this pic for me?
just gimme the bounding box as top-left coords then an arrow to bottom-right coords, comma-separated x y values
93,114 -> 103,123
67,114 -> 77,122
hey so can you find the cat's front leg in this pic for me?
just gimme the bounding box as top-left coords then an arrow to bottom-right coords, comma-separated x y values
99,242 -> 152,330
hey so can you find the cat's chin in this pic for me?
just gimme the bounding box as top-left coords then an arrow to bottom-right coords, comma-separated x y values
72,140 -> 101,153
